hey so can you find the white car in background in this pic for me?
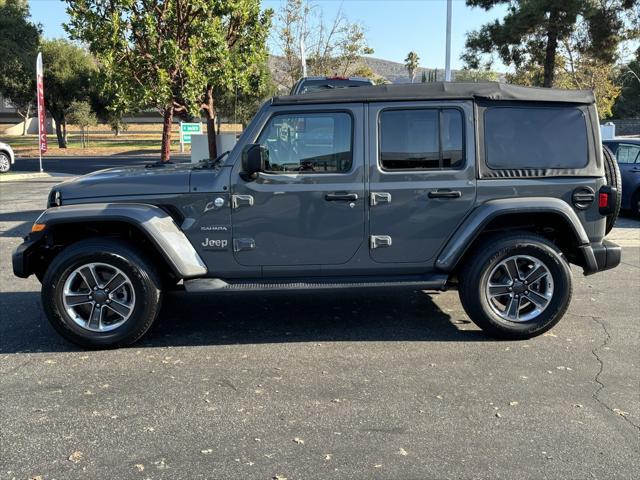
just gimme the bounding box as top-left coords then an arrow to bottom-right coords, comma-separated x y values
0,141 -> 15,173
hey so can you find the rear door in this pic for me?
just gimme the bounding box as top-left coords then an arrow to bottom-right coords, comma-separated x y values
367,101 -> 476,263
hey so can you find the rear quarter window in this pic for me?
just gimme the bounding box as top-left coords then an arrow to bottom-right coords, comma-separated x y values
484,106 -> 589,169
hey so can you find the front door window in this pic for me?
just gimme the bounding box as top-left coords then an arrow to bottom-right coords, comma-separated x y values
258,112 -> 353,173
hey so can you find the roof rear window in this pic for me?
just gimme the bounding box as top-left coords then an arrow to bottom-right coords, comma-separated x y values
484,106 -> 588,169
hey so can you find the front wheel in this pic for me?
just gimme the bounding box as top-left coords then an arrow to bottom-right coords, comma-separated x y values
41,239 -> 163,348
458,233 -> 572,339
0,152 -> 11,173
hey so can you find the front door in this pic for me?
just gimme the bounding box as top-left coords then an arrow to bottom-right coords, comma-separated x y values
368,102 -> 477,263
231,106 -> 365,267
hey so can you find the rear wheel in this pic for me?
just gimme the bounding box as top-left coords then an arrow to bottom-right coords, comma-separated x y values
603,146 -> 621,233
459,233 -> 572,339
42,239 -> 162,348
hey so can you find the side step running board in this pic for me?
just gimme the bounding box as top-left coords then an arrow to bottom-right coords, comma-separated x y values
184,275 -> 449,293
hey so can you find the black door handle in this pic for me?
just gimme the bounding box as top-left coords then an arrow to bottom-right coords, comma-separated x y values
325,193 -> 358,201
428,190 -> 462,199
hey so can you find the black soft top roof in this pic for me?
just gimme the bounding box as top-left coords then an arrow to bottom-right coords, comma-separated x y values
272,81 -> 595,105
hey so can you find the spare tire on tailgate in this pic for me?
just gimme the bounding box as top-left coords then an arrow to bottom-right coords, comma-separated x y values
602,145 -> 621,235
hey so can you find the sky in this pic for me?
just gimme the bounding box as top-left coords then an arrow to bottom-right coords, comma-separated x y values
28,0 -> 510,71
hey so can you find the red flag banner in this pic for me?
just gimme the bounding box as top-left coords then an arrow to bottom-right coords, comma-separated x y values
36,52 -> 47,154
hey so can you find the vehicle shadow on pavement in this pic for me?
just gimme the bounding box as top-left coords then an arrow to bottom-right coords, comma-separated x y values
0,289 -> 484,353
144,288 -> 485,346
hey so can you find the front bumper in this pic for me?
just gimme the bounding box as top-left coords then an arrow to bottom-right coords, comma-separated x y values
580,239 -> 621,276
12,234 -> 43,278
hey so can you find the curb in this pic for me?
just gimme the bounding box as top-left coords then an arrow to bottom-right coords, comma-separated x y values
0,172 -> 74,182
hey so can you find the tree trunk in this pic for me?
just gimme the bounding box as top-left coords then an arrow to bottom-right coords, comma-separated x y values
54,117 -> 67,148
543,10 -> 560,88
20,106 -> 30,136
203,85 -> 218,159
161,107 -> 173,162
62,121 -> 68,146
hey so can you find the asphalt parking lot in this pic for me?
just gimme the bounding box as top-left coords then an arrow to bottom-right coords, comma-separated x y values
1,176 -> 639,480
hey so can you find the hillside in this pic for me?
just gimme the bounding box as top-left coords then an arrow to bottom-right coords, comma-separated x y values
362,56 -> 451,83
269,55 -> 456,92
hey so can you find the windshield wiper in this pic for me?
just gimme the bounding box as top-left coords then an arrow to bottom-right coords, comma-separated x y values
195,150 -> 230,170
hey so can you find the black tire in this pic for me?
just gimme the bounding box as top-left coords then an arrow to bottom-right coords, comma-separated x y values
41,238 -> 163,348
459,233 -> 572,339
603,145 -> 621,234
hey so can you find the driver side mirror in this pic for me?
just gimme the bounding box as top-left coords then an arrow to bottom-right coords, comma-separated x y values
241,143 -> 267,180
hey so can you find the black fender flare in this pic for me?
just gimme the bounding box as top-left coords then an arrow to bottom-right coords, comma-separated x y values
435,197 -> 590,272
32,203 -> 207,278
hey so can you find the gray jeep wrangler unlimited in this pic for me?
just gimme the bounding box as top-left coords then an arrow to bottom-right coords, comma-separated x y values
13,82 -> 622,348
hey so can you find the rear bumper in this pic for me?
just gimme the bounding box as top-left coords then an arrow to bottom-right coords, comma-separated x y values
580,239 -> 621,275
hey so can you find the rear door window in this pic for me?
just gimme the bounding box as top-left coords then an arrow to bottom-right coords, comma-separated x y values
484,107 -> 588,169
379,108 -> 464,170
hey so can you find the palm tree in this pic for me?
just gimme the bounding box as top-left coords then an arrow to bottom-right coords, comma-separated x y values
405,51 -> 420,83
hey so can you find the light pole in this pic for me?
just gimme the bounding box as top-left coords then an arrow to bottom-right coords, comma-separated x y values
300,9 -> 307,77
445,0 -> 452,81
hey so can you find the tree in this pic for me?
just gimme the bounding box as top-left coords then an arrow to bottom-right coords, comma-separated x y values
0,0 -> 40,136
40,39 -> 96,148
404,51 -> 420,83
506,54 -> 621,119
462,0 -> 637,88
613,48 -> 640,118
67,100 -> 96,148
66,0 -> 272,161
455,69 -> 499,82
216,63 -> 277,129
89,74 -> 129,137
274,0 -> 374,90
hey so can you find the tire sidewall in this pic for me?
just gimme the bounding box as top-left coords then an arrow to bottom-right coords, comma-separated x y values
42,243 -> 161,347
461,235 -> 572,339
603,146 -> 622,233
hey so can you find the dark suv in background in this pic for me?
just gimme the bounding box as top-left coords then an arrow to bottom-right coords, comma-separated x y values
290,76 -> 374,95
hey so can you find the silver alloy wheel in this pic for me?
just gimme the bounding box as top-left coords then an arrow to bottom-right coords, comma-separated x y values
0,153 -> 10,173
62,262 -> 136,332
484,254 -> 554,323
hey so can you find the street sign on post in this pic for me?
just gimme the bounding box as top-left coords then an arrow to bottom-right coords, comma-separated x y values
180,122 -> 202,152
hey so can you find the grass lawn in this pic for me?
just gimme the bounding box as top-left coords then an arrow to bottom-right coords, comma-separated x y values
1,123 -> 241,157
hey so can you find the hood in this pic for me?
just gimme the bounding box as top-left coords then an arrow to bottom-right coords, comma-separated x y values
56,164 -> 193,201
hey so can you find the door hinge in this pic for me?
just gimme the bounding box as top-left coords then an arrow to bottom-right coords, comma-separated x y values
232,194 -> 254,209
233,238 -> 256,252
370,192 -> 392,206
370,235 -> 393,249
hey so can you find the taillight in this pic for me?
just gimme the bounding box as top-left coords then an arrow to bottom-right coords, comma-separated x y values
598,192 -> 609,209
598,185 -> 617,215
